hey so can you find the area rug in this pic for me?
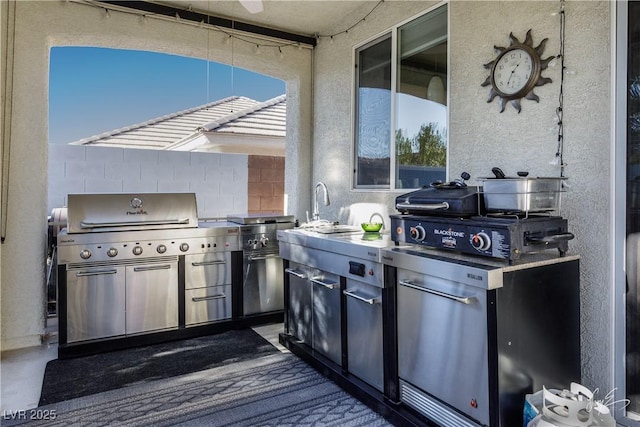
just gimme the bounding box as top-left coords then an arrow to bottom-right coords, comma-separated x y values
7,353 -> 393,427
38,328 -> 280,406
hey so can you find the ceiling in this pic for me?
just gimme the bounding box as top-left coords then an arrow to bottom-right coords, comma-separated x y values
151,0 -> 374,41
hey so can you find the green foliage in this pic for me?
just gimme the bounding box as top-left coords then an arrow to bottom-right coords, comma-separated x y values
396,123 -> 446,167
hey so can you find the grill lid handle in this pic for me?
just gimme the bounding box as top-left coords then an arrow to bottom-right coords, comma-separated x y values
79,218 -> 191,229
395,202 -> 450,213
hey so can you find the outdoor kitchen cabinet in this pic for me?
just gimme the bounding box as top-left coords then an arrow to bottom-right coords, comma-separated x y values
65,265 -> 126,343
284,258 -> 343,366
125,261 -> 179,334
284,261 -> 313,347
278,230 -> 392,396
184,252 -> 232,326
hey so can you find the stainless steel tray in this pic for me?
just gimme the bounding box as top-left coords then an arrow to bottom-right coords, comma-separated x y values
476,177 -> 566,213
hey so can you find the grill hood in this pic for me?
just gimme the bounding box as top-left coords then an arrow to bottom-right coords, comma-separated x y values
66,193 -> 198,234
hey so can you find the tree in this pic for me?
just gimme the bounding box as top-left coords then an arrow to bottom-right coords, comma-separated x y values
396,123 -> 446,167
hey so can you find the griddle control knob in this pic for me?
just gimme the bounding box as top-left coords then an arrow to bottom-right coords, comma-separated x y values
259,236 -> 269,247
156,244 -> 167,254
107,248 -> 118,257
132,246 -> 143,256
179,243 -> 189,252
471,232 -> 491,251
80,249 -> 92,259
409,225 -> 426,241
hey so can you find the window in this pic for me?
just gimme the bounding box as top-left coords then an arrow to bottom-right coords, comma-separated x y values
354,4 -> 448,190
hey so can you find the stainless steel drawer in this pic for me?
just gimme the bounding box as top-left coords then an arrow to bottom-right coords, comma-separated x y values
185,284 -> 232,326
184,253 -> 230,290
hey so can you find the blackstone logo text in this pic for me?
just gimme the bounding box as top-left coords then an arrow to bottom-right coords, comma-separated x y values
433,229 -> 465,238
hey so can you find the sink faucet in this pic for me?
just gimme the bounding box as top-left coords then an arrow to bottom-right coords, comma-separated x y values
312,182 -> 330,221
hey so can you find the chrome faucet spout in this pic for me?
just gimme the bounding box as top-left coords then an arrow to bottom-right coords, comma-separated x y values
313,182 -> 330,221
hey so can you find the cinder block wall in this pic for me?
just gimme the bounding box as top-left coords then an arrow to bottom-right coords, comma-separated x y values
248,155 -> 285,214
48,144 -> 249,218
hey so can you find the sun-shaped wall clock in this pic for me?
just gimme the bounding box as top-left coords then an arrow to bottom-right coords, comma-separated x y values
481,29 -> 555,113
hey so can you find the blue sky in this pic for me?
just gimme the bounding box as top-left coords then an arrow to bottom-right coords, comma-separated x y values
49,47 -> 285,144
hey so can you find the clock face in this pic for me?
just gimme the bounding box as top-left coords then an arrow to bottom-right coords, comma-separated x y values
481,30 -> 553,113
492,48 -> 534,96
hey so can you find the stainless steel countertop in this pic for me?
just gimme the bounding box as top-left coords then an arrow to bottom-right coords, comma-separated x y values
277,228 -> 395,262
278,228 -> 580,282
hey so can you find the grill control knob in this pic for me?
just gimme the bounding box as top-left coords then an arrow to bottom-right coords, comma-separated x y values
260,237 -> 269,247
179,243 -> 189,252
471,232 -> 491,251
80,249 -> 92,260
107,248 -> 118,257
409,225 -> 426,241
132,246 -> 143,256
156,244 -> 167,254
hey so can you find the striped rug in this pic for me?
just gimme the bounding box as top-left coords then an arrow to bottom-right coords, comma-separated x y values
5,353 -> 393,426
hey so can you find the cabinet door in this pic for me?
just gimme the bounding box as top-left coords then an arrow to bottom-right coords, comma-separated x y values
66,266 -> 125,343
125,262 -> 178,334
243,253 -> 284,315
397,271 -> 489,426
311,271 -> 342,365
285,262 -> 312,346
345,279 -> 383,391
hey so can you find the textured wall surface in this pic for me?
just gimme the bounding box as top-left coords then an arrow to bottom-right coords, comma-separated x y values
0,0 -> 311,350
312,0 -> 612,393
48,144 -> 248,218
450,0 -> 612,393
1,0 -> 617,399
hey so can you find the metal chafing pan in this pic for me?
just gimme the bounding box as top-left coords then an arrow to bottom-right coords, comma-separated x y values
477,175 -> 566,213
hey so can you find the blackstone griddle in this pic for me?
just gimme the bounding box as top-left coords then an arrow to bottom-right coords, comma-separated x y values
391,174 -> 574,262
395,185 -> 483,217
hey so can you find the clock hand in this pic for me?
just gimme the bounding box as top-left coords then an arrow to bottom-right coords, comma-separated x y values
507,62 -> 521,87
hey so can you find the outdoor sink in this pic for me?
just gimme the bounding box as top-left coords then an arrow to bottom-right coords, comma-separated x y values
312,224 -> 362,234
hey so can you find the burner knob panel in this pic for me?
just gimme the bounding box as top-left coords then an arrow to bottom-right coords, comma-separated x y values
156,244 -> 167,254
80,249 -> 92,260
179,243 -> 189,252
471,232 -> 491,251
410,225 -> 426,241
132,246 -> 143,256
107,248 -> 118,257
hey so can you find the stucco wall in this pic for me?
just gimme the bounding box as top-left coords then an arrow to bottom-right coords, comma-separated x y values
0,0 -> 312,350
1,0 -> 615,398
311,0 -> 612,392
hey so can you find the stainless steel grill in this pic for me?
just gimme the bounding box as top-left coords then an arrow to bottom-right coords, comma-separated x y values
57,193 -> 240,351
228,213 -> 294,317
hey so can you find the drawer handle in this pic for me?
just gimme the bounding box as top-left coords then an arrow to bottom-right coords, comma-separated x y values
285,268 -> 305,279
133,264 -> 172,272
191,260 -> 225,266
344,289 -> 380,305
310,277 -> 339,290
399,280 -> 477,305
76,269 -> 118,277
192,294 -> 226,302
249,254 -> 280,261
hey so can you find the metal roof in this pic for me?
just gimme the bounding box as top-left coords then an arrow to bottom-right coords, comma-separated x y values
69,96 -> 279,150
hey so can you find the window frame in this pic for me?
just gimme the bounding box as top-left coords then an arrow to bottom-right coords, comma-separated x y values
351,2 -> 449,192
